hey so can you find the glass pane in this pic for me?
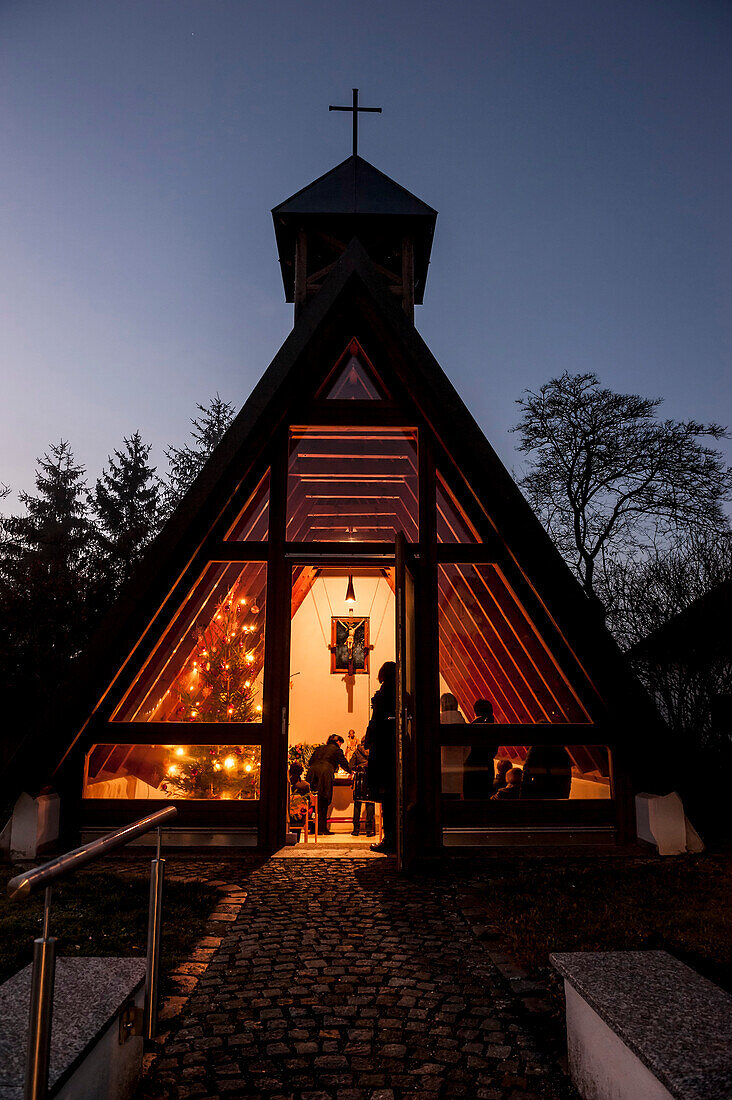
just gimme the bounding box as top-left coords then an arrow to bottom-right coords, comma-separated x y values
438,563 -> 590,723
225,470 -> 269,541
114,561 -> 266,722
436,472 -> 481,543
83,744 -> 261,800
287,428 -> 418,541
440,744 -> 610,800
319,340 -> 390,401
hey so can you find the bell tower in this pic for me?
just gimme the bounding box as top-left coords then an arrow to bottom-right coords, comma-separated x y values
271,95 -> 437,322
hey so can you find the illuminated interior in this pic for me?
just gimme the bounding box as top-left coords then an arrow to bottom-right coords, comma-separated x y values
225,470 -> 270,541
436,472 -> 481,543
113,561 -> 266,722
287,427 -> 419,541
440,744 -> 610,800
83,744 -> 261,800
438,562 -> 589,724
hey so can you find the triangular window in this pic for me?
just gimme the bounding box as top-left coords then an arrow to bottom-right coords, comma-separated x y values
225,470 -> 270,541
437,472 -> 481,543
113,561 -> 267,722
319,340 -> 391,400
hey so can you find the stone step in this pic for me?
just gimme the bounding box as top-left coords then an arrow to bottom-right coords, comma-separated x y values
0,957 -> 146,1099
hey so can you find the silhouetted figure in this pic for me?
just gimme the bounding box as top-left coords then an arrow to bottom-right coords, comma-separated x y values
440,692 -> 468,797
439,692 -> 466,724
306,734 -> 352,834
520,745 -> 572,799
364,661 -> 397,852
464,699 -> 499,799
349,736 -> 375,836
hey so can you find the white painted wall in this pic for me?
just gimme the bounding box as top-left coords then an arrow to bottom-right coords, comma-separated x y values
288,575 -> 395,746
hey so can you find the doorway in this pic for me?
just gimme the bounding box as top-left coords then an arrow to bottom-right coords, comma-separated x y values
286,564 -> 395,847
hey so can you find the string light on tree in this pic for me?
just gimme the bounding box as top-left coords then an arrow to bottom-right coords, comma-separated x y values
161,744 -> 261,799
175,593 -> 261,723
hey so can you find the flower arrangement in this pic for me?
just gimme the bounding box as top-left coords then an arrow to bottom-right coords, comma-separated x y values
288,742 -> 318,771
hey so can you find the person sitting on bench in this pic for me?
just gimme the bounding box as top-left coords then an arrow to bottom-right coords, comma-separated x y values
521,745 -> 572,799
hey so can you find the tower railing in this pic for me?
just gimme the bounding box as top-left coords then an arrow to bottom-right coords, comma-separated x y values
6,804 -> 178,1100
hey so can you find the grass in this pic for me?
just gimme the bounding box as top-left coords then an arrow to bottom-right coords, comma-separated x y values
468,851 -> 732,994
0,869 -> 221,991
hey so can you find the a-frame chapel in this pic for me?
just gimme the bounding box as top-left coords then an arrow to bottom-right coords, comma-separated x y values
50,139 -> 665,864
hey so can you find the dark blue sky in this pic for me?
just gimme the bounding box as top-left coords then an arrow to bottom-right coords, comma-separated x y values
1,0 -> 730,509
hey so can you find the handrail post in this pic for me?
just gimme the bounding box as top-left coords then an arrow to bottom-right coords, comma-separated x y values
25,887 -> 56,1100
144,827 -> 165,1040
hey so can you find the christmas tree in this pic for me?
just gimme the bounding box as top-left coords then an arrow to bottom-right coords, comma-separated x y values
161,592 -> 263,798
161,744 -> 261,800
174,595 -> 262,723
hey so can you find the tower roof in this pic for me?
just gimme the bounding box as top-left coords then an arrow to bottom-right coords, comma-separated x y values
272,155 -> 437,218
272,156 -> 437,304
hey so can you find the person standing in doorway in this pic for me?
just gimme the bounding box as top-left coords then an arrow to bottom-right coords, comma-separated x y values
364,661 -> 397,853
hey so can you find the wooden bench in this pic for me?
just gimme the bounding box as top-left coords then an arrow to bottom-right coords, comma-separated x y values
0,957 -> 146,1099
551,951 -> 732,1099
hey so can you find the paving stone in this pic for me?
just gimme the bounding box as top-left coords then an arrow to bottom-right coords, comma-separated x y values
134,857 -> 576,1099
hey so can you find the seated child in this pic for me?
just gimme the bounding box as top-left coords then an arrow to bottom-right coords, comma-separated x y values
491,766 -> 522,800
493,758 -> 512,792
288,762 -> 313,830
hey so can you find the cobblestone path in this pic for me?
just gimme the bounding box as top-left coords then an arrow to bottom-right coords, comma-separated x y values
140,858 -> 575,1100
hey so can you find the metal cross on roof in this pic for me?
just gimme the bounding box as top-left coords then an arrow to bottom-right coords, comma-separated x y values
329,88 -> 382,157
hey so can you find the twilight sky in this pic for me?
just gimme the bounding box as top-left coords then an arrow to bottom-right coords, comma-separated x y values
1,0 -> 730,511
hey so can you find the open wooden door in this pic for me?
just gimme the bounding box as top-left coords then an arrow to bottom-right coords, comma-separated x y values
395,532 -> 418,871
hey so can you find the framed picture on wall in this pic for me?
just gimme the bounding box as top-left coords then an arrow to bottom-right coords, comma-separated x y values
330,616 -> 371,675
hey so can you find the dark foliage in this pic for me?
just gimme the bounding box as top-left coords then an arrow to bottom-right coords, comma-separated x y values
90,430 -> 160,591
513,372 -> 732,604
159,394 -> 235,519
0,443 -> 98,715
0,400 -> 231,789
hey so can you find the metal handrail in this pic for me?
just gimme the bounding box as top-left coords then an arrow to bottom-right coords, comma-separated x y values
7,804 -> 178,1100
7,805 -> 178,899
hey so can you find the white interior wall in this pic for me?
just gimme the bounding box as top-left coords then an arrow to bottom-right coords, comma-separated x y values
288,574 -> 395,746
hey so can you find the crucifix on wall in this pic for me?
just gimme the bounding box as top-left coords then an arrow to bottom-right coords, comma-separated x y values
330,616 -> 372,676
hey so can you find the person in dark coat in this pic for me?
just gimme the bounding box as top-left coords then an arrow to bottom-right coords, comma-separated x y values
349,736 -> 375,836
363,661 -> 397,853
463,699 -> 499,799
305,735 -> 352,834
520,745 -> 572,799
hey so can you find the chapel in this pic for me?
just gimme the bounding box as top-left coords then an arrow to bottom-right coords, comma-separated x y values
51,101 -> 663,865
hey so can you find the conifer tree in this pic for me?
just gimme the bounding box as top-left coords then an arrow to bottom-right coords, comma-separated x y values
0,442 -> 95,703
160,395 -> 235,518
91,431 -> 159,591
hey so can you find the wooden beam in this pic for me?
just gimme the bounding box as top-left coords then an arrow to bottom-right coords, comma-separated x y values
401,233 -> 415,321
294,227 -> 307,318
